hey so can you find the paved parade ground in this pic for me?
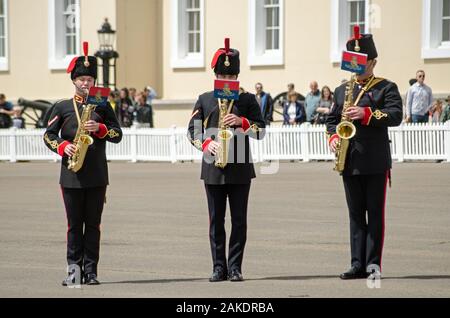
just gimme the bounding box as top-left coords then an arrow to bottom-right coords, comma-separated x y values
0,161 -> 449,298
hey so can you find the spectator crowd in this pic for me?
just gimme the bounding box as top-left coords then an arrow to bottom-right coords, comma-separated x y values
1,70 -> 450,129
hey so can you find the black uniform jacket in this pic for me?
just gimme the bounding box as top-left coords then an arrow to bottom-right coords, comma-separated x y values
326,77 -> 403,176
44,96 -> 123,188
188,91 -> 266,185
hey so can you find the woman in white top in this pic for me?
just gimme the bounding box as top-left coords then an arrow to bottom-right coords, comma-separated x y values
283,91 -> 306,125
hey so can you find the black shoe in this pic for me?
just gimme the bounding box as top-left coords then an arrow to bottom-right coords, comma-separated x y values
84,273 -> 100,285
228,269 -> 244,282
61,272 -> 83,286
209,268 -> 227,282
340,267 -> 368,280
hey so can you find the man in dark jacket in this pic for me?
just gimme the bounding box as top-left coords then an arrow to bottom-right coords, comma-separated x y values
188,38 -> 265,282
44,42 -> 122,286
326,27 -> 403,280
255,83 -> 274,125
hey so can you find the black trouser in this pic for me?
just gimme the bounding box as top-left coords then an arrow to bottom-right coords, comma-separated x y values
205,183 -> 251,273
61,186 -> 107,275
343,172 -> 389,272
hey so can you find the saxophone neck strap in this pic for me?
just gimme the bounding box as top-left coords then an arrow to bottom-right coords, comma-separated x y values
72,98 -> 82,126
354,75 -> 380,106
203,99 -> 234,129
218,98 -> 234,114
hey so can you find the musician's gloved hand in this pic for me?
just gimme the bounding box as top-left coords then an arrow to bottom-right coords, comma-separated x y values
64,144 -> 77,157
207,141 -> 221,156
84,120 -> 100,133
345,106 -> 365,121
223,114 -> 242,127
329,138 -> 339,153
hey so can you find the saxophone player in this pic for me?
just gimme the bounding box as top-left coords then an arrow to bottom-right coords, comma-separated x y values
326,27 -> 403,280
187,38 -> 265,282
43,42 -> 122,286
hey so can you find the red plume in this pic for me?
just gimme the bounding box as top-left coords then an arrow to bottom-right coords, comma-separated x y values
83,42 -> 89,57
225,38 -> 230,54
67,56 -> 78,73
211,49 -> 226,69
353,26 -> 361,40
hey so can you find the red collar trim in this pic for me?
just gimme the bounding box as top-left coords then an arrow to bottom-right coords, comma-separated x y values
74,95 -> 86,104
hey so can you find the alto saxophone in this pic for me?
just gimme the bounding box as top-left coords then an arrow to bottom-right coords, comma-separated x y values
215,99 -> 234,169
67,104 -> 96,173
334,74 -> 357,174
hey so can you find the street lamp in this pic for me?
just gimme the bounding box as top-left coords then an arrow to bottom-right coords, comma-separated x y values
95,18 -> 119,90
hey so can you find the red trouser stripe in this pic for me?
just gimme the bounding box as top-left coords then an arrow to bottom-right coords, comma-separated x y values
379,170 -> 389,272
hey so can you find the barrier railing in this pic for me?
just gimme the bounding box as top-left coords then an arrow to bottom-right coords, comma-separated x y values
1,122 -> 449,163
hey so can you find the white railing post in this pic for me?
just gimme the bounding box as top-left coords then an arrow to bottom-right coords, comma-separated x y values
9,127 -> 17,163
130,126 -> 137,163
1,124 -> 449,163
445,121 -> 450,163
170,125 -> 177,163
300,123 -> 310,162
396,123 -> 405,163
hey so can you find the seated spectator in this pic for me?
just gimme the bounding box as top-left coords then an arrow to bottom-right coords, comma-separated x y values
0,94 -> 14,128
136,93 -> 154,128
409,78 -> 418,86
129,87 -> 139,107
119,88 -> 135,127
283,91 -> 306,125
108,90 -> 119,114
430,100 -> 443,123
276,83 -> 304,114
313,86 -> 333,125
441,96 -> 450,123
144,86 -> 157,106
305,81 -> 321,123
12,106 -> 25,129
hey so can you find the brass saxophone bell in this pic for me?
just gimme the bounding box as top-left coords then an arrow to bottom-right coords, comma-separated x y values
336,121 -> 356,140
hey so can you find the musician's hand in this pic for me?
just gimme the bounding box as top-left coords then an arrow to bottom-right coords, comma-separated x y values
84,120 -> 100,133
64,144 -> 77,157
329,138 -> 339,153
345,106 -> 365,121
207,141 -> 221,156
223,114 -> 243,127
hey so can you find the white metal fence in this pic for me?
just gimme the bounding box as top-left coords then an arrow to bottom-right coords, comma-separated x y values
1,123 -> 450,163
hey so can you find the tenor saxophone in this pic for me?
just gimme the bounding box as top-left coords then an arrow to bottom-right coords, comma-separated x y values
214,99 -> 234,169
334,74 -> 357,174
67,104 -> 96,173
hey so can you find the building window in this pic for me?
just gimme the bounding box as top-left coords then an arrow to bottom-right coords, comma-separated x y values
187,0 -> 201,54
0,0 -> 8,71
330,0 -> 369,63
171,0 -> 204,69
423,0 -> 450,58
348,0 -> 366,37
442,0 -> 450,43
249,0 -> 284,66
48,0 -> 81,70
265,0 -> 280,50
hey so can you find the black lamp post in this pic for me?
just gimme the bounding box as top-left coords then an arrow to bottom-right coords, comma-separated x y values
95,18 -> 119,90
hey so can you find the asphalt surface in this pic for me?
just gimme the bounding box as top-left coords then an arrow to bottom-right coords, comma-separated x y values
0,162 -> 449,298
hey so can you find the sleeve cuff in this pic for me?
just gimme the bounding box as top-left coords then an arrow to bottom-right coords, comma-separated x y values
361,107 -> 373,126
94,124 -> 108,139
241,117 -> 250,132
328,134 -> 339,146
202,138 -> 212,152
57,141 -> 71,157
